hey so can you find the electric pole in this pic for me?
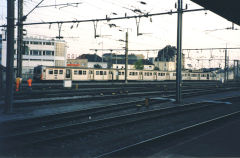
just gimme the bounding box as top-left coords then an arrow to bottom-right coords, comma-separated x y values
125,31 -> 128,84
224,48 -> 228,83
17,0 -> 23,78
176,0 -> 183,104
5,0 -> 15,113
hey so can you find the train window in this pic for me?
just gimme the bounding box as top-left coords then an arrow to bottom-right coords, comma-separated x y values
150,73 -> 152,76
49,70 -> 53,75
140,72 -> 142,75
154,72 -> 156,75
74,70 -> 78,75
166,73 -> 169,76
100,71 -> 103,75
122,72 -> 125,75
59,70 -> 63,74
104,71 -> 106,75
79,70 -> 82,75
96,71 -> 99,75
89,70 -> 93,74
54,70 -> 58,74
136,72 -> 138,75
173,73 -> 176,76
43,70 -> 46,72
109,71 -> 112,75
129,72 -> 132,76
83,71 -> 86,75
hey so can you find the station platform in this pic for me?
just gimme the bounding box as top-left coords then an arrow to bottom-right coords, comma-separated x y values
0,89 -> 240,124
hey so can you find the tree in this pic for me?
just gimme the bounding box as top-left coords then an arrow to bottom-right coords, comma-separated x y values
94,64 -> 102,69
155,45 -> 177,62
134,60 -> 144,70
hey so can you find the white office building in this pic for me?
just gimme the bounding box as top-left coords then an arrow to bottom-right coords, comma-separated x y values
1,36 -> 67,79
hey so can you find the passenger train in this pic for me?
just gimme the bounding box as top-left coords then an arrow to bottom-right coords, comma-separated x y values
33,65 -> 218,81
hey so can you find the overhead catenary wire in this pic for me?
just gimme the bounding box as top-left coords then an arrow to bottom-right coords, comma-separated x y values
0,8 -> 206,27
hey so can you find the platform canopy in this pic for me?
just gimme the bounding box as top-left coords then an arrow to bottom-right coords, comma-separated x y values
190,0 -> 240,26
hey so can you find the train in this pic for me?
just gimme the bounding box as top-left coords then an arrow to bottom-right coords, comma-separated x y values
33,65 -> 220,81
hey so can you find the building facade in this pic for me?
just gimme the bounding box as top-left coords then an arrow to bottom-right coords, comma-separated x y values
67,59 -> 88,67
1,37 -> 67,79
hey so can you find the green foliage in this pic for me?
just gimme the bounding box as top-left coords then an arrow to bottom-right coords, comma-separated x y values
134,60 -> 144,70
94,64 -> 102,69
156,45 -> 177,61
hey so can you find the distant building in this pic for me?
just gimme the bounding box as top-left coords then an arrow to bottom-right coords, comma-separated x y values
67,59 -> 88,67
154,61 -> 176,71
77,54 -> 107,68
1,37 -> 67,79
103,53 -> 145,68
112,59 -> 154,70
154,45 -> 185,71
135,54 -> 145,60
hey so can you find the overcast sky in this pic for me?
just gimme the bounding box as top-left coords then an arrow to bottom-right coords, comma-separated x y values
1,0 -> 240,69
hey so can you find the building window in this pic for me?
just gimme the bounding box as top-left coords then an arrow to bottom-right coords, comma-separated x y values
46,42 -> 51,45
46,51 -> 53,56
32,50 -> 39,56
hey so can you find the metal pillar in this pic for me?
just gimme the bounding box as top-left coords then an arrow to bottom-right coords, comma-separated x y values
176,0 -> 183,104
234,60 -> 239,80
224,48 -> 228,83
125,31 -> 128,84
17,0 -> 23,78
5,0 -> 15,113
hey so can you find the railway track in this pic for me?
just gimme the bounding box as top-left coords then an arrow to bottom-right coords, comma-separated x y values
11,83 -> 221,100
0,87 -> 237,132
0,85 -> 237,108
96,97 -> 240,158
1,95 -> 239,157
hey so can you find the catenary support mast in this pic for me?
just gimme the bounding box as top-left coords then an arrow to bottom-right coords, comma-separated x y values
176,0 -> 183,103
5,0 -> 15,113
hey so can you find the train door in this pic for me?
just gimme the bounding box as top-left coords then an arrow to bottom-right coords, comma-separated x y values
116,70 -> 119,80
108,71 -> 113,81
154,72 -> 157,81
198,74 -> 200,80
66,69 -> 71,79
88,70 -> 94,80
207,73 -> 210,80
166,73 -> 170,80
